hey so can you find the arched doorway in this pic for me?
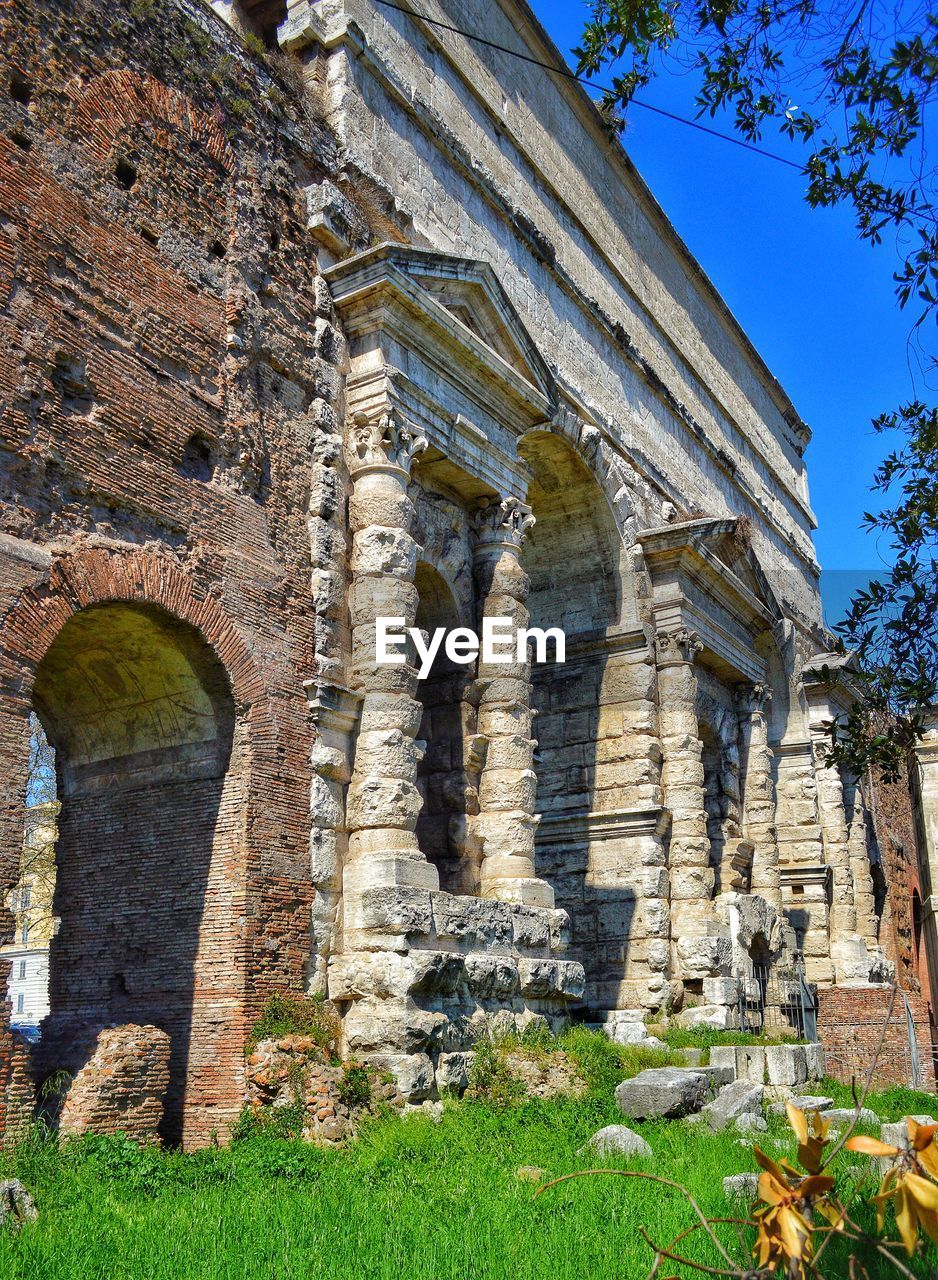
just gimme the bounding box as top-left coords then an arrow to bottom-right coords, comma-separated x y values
30,601 -> 244,1146
413,562 -> 480,895
519,431 -> 637,1012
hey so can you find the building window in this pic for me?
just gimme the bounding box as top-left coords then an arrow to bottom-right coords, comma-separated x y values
15,994 -> 24,1014
20,885 -> 30,911
18,960 -> 26,980
20,921 -> 28,946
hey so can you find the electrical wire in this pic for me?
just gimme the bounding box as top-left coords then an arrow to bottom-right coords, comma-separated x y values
372,0 -> 806,170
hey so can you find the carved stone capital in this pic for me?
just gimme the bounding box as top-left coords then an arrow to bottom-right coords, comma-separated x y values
347,410 -> 427,477
654,627 -> 702,667
472,495 -> 536,551
735,681 -> 772,716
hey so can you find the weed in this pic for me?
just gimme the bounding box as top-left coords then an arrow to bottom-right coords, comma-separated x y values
337,1064 -> 372,1110
245,991 -> 340,1057
655,1025 -> 802,1050
465,1036 -> 526,1108
37,1068 -> 71,1101
557,1025 -> 682,1096
242,32 -> 266,57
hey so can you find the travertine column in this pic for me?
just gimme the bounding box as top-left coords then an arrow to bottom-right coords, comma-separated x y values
845,777 -> 879,944
655,629 -> 714,952
343,410 -> 438,898
736,682 -> 782,912
809,733 -> 856,938
472,497 -> 553,908
807,719 -> 876,982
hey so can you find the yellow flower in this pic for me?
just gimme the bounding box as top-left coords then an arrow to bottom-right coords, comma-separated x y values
786,1102 -> 830,1174
848,1118 -> 938,1255
752,1143 -> 835,1276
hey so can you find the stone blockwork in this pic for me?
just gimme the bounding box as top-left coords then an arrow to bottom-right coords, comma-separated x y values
331,889 -> 583,1097
0,0 -> 931,1147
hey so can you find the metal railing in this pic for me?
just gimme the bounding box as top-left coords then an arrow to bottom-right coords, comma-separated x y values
737,960 -> 817,1040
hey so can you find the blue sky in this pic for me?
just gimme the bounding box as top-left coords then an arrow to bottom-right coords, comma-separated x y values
531,1 -> 921,627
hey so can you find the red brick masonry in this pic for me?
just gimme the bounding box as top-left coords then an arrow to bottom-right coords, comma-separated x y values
817,985 -> 936,1091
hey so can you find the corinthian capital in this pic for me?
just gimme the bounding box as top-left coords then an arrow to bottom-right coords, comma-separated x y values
472,495 -> 536,550
654,627 -> 702,667
735,681 -> 772,716
347,410 -> 427,477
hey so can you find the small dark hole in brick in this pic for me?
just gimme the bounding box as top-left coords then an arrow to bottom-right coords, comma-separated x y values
10,73 -> 31,106
210,240 -> 226,259
139,225 -> 158,246
179,433 -> 214,483
10,130 -> 31,151
52,352 -> 94,415
115,158 -> 137,189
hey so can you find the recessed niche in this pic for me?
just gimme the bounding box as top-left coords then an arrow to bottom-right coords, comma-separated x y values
179,433 -> 214,483
10,73 -> 31,106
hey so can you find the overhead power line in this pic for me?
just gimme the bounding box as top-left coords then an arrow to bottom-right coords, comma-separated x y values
372,0 -> 805,171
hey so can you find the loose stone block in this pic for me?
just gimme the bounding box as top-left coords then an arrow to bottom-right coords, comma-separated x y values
765,1045 -> 808,1088
615,1068 -> 710,1120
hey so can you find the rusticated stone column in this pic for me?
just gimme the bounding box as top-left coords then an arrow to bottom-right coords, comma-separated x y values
343,410 -> 437,900
736,682 -> 782,912
810,738 -> 856,928
845,777 -> 879,944
471,497 -> 553,908
655,629 -> 717,967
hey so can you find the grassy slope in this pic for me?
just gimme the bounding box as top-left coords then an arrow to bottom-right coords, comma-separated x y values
1,1070 -> 935,1280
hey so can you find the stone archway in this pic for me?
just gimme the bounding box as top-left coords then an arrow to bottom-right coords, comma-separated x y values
0,548 -> 292,1148
31,601 -> 241,1147
519,429 -> 656,1013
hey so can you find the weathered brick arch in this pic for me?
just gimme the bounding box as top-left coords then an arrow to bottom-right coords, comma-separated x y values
67,70 -> 235,174
0,547 -> 291,1147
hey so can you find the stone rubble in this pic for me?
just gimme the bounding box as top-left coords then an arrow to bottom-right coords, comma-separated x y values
244,1036 -> 404,1144
615,1067 -> 712,1120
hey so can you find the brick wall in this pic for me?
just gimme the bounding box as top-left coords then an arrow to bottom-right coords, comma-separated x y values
869,769 -> 931,1004
817,985 -> 936,1091
0,0 -> 347,1145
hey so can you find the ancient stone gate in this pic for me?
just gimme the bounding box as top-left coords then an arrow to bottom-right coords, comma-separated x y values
0,0 -> 926,1143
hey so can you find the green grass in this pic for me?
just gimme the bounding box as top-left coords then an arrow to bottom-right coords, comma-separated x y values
0,1086 -> 934,1280
556,1023 -> 684,1093
818,1076 -> 938,1121
654,1025 -> 803,1051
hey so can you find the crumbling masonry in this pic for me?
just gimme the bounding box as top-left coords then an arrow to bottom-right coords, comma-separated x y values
0,0 -> 931,1146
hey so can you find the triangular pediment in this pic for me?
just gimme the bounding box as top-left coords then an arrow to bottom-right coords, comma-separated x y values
412,274 -> 541,386
707,525 -> 783,622
639,516 -> 783,630
324,243 -> 556,411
